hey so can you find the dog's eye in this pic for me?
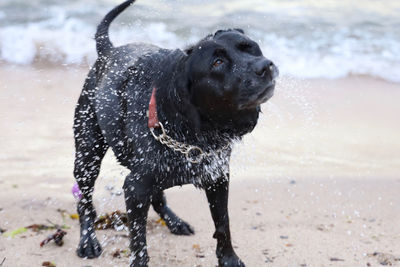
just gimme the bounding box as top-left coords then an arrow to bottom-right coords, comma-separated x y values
212,59 -> 223,68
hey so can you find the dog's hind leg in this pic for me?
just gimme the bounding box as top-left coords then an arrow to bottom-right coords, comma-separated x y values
151,191 -> 194,235
73,93 -> 109,259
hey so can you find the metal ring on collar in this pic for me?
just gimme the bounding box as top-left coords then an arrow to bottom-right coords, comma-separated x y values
185,146 -> 204,164
149,122 -> 166,140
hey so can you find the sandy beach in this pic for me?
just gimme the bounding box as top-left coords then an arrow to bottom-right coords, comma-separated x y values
0,66 -> 400,266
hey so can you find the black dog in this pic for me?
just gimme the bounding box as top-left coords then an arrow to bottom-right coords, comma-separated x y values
73,0 -> 278,266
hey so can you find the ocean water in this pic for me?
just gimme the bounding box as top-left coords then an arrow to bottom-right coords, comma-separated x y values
0,0 -> 399,82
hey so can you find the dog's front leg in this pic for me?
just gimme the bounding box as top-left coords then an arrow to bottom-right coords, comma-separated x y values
124,175 -> 152,267
206,178 -> 245,267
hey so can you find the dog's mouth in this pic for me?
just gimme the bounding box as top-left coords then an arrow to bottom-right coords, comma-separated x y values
238,80 -> 275,110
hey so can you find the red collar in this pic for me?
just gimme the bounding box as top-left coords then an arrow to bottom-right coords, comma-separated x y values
148,87 -> 160,128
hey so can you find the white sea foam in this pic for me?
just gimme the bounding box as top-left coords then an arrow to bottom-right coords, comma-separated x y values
0,0 -> 399,83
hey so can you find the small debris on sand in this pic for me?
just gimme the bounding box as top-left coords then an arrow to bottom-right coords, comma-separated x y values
329,257 -> 345,261
69,214 -> 79,220
27,221 -> 69,232
265,257 -> 274,263
316,224 -> 334,232
95,210 -> 128,230
3,227 -> 27,238
192,244 -> 205,258
156,218 -> 166,226
42,261 -> 56,267
112,249 -> 129,258
40,229 -> 67,247
26,224 -> 55,232
262,249 -> 269,255
192,244 -> 201,252
368,252 -> 400,265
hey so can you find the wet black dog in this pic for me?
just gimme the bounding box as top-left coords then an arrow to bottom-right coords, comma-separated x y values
73,0 -> 278,266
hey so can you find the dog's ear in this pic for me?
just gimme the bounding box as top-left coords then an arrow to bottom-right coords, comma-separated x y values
233,28 -> 245,34
155,49 -> 202,133
154,49 -> 188,93
185,46 -> 194,55
184,33 -> 213,55
214,28 -> 245,37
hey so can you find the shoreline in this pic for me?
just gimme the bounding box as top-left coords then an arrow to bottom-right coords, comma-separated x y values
2,63 -> 400,86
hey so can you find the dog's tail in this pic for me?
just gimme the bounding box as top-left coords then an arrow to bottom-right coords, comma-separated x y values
95,0 -> 136,56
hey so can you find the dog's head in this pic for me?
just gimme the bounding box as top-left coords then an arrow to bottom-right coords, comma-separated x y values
185,29 -> 278,116
157,29 -> 278,136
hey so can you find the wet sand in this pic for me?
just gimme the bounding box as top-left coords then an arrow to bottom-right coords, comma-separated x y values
0,66 -> 399,266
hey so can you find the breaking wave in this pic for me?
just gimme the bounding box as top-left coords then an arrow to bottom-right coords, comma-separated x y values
1,0 -> 399,82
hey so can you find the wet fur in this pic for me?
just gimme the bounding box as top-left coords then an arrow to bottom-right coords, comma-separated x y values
73,0 -> 275,266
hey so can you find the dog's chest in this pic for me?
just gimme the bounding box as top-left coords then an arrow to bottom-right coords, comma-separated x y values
156,148 -> 231,188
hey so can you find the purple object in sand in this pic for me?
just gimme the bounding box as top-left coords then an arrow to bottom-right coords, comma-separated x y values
72,183 -> 82,200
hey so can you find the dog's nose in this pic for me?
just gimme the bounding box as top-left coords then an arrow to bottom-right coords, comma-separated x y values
254,59 -> 278,79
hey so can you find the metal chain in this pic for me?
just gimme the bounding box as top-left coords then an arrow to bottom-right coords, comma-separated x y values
150,122 -> 230,164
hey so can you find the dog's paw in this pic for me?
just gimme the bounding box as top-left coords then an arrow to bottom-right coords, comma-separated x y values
129,253 -> 149,267
218,253 -> 245,267
76,231 -> 102,259
168,219 -> 195,236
